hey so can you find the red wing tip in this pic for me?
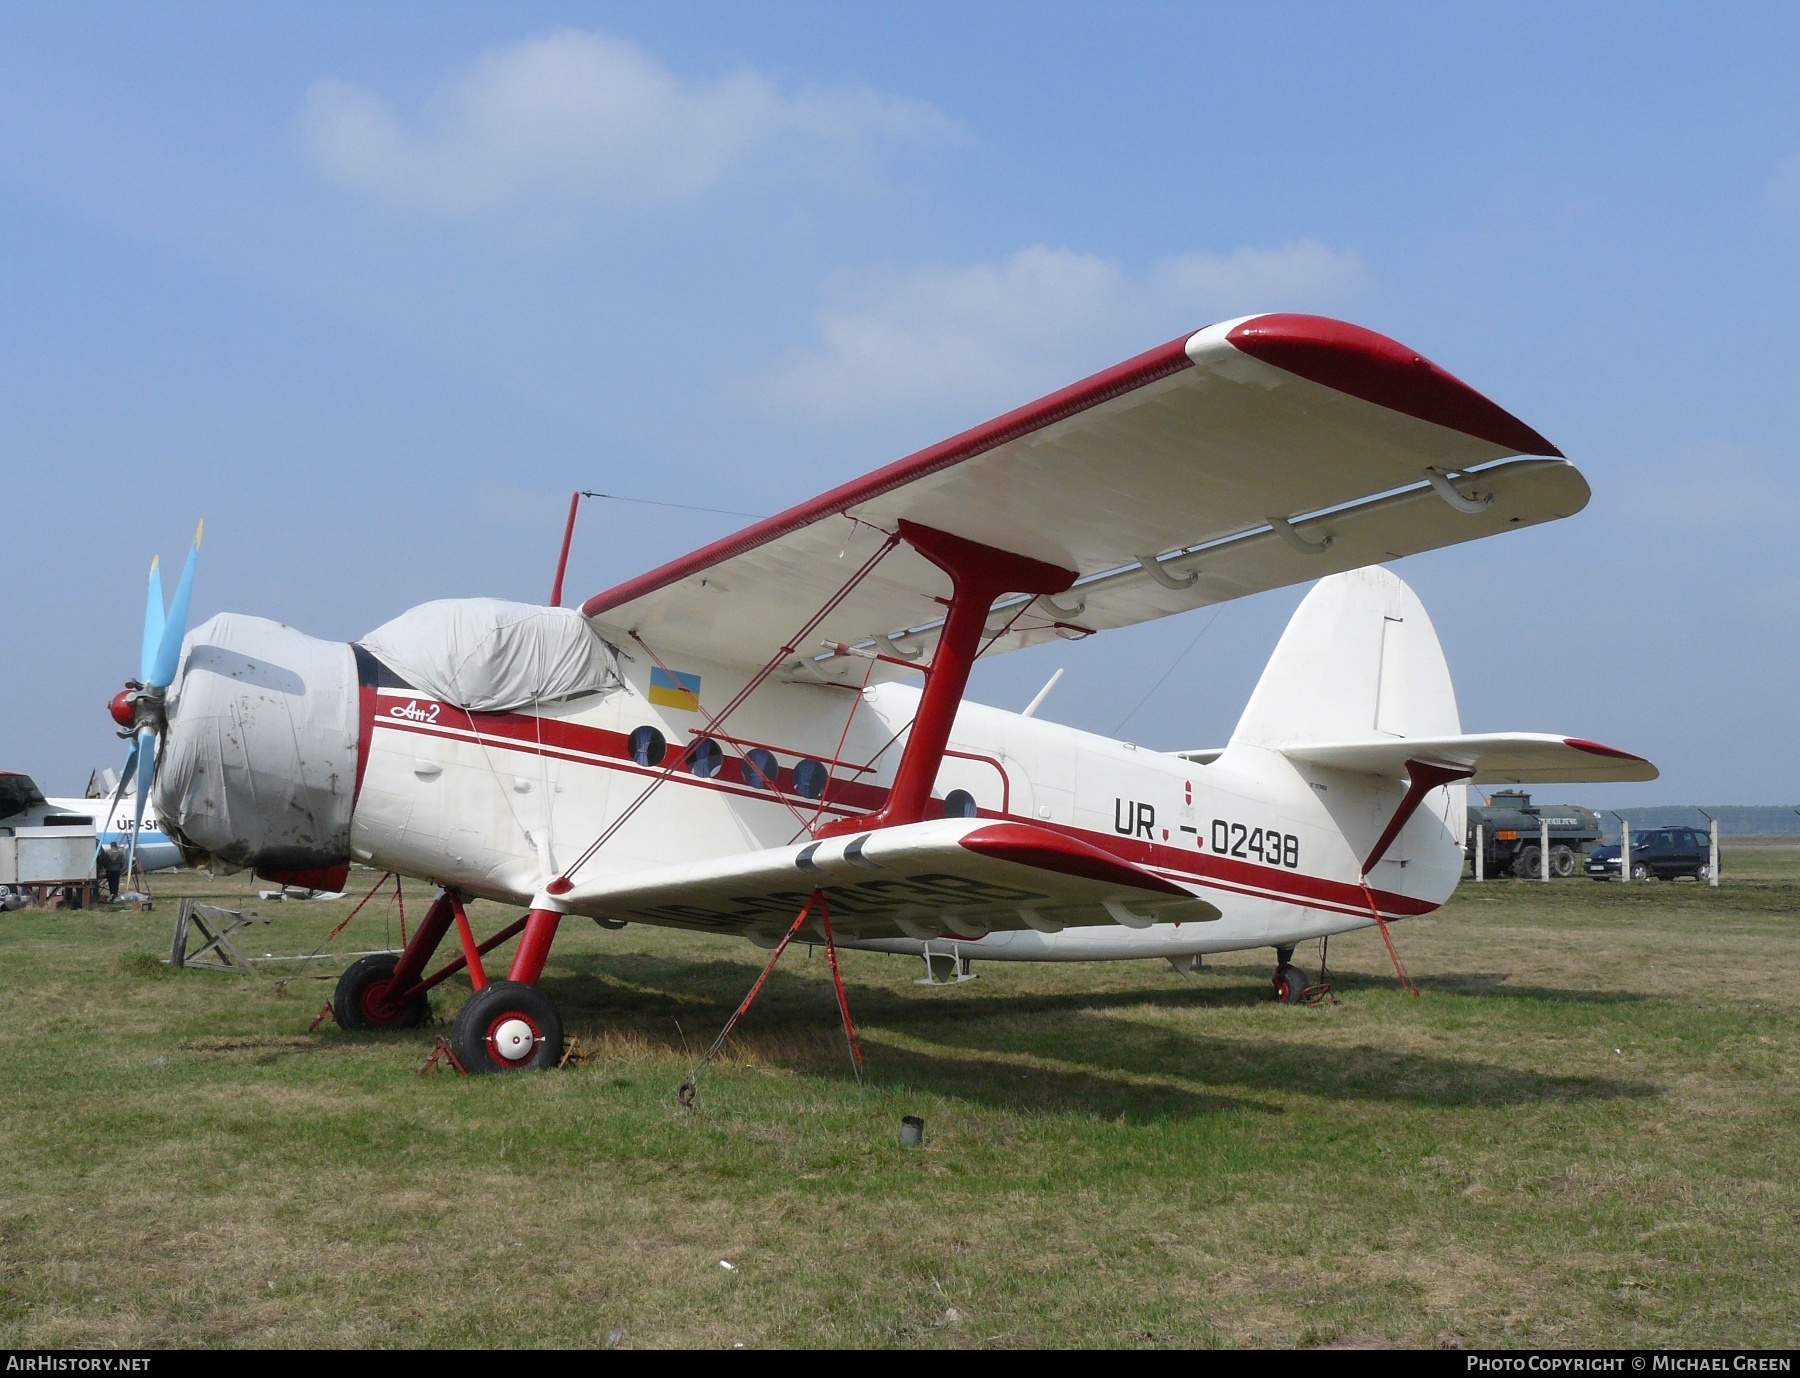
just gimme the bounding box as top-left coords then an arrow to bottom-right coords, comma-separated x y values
1226,313 -> 1563,458
1563,737 -> 1647,762
959,821 -> 1191,897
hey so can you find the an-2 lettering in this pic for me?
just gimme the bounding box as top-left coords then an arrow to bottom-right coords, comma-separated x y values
389,699 -> 441,724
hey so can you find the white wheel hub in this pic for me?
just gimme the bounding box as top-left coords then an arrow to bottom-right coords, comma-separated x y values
492,1017 -> 537,1061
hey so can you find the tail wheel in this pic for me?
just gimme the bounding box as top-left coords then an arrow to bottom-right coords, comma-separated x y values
1274,965 -> 1311,1004
334,953 -> 430,1031
450,981 -> 564,1073
1549,845 -> 1577,878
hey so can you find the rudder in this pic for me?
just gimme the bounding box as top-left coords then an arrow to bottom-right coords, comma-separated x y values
1228,566 -> 1461,750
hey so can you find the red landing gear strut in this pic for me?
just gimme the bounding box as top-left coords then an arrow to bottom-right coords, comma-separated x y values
330,887 -> 567,1072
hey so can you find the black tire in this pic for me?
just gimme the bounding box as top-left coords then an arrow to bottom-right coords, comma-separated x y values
450,981 -> 564,1073
1631,861 -> 1655,882
1549,845 -> 1577,878
1513,846 -> 1542,879
334,953 -> 430,1031
1274,964 -> 1310,1004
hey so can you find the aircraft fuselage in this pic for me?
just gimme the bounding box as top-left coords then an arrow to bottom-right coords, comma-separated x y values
350,654 -> 1462,964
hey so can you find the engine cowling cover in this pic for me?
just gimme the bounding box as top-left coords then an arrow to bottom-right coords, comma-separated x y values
153,613 -> 360,873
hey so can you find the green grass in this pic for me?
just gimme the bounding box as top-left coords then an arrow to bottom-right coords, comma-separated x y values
1,851 -> 1796,1348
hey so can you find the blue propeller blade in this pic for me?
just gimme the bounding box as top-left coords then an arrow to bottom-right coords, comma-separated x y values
125,728 -> 156,882
100,740 -> 141,838
140,557 -> 165,684
149,522 -> 202,690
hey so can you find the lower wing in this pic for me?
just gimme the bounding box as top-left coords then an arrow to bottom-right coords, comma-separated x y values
553,818 -> 1220,940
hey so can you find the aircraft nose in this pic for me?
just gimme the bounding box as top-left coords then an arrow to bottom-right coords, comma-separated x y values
153,613 -> 362,880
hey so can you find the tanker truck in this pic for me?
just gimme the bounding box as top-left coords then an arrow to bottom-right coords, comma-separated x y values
1467,789 -> 1602,879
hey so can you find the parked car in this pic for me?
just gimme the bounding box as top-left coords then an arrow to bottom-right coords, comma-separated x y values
1584,827 -> 1713,882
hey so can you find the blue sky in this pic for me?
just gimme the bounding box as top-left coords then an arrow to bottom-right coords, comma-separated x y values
2,3 -> 1796,807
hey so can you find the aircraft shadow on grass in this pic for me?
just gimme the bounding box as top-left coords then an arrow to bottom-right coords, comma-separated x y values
1204,960 -> 1651,1006
543,951 -> 1661,1116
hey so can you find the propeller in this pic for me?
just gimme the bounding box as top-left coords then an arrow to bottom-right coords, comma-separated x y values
104,522 -> 202,886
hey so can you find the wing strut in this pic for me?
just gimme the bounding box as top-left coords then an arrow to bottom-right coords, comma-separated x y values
817,521 -> 1073,837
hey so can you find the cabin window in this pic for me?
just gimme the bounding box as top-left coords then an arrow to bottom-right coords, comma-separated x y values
943,789 -> 977,819
686,738 -> 723,779
791,759 -> 828,799
742,748 -> 779,790
628,726 -> 667,768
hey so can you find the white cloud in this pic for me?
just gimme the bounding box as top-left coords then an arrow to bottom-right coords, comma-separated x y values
761,240 -> 1365,419
296,28 -> 957,214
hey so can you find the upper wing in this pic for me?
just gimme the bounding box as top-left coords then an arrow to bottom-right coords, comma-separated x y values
583,314 -> 1583,682
1281,733 -> 1658,785
554,817 -> 1219,940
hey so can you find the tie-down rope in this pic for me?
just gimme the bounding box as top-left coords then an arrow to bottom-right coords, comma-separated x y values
677,888 -> 864,1106
1359,885 -> 1420,997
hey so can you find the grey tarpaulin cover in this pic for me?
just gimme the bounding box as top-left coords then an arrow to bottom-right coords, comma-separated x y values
359,599 -> 621,713
156,613 -> 360,871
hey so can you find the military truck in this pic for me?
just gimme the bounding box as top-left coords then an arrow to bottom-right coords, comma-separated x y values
1467,789 -> 1602,879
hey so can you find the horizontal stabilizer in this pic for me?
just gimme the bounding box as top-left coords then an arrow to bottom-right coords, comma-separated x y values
1282,733 -> 1657,785
553,817 -> 1219,939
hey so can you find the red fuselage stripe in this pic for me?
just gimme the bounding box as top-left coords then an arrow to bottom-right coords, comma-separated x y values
371,695 -> 1434,921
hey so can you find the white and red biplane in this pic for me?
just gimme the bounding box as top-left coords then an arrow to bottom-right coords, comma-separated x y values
119,313 -> 1655,1072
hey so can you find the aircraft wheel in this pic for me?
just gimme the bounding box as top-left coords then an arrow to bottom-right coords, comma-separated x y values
1273,964 -> 1310,1004
1631,861 -> 1655,882
334,953 -> 430,1031
1550,845 -> 1577,878
450,981 -> 564,1073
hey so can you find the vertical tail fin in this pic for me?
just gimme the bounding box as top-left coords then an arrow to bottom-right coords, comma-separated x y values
1228,566 -> 1461,750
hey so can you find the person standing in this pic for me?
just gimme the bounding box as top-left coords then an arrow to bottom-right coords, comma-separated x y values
99,841 -> 126,900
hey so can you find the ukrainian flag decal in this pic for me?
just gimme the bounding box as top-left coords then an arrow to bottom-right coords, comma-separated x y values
648,666 -> 701,712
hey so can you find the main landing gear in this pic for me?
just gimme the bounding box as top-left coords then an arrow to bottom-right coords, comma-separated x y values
329,888 -> 568,1072
1272,945 -> 1312,1004
450,981 -> 564,1073
334,953 -> 431,1031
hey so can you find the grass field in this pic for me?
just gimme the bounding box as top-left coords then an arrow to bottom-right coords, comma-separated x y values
2,847 -> 1797,1349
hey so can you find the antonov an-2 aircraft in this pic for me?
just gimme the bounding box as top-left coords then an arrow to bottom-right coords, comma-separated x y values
114,313 -> 1655,1071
